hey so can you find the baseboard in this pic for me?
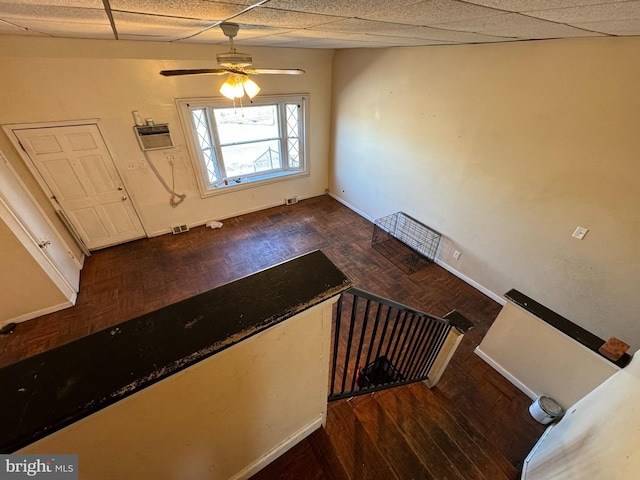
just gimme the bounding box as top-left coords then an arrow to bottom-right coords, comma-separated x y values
147,193 -> 319,238
1,300 -> 74,329
229,414 -> 324,480
328,193 -> 375,222
434,259 -> 506,306
474,346 -> 537,400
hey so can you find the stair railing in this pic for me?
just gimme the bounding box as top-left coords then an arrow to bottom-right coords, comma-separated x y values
328,287 -> 473,401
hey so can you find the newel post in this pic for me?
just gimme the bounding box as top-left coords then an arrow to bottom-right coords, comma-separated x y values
424,310 -> 474,388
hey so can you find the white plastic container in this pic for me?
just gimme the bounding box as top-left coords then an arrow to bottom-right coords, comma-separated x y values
529,396 -> 564,424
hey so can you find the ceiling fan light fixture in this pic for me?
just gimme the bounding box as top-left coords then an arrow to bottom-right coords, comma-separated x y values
232,78 -> 245,98
219,77 -> 238,99
219,75 -> 245,99
243,77 -> 260,99
220,75 -> 261,100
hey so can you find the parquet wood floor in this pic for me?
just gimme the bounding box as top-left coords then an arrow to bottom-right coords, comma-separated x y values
0,195 -> 545,478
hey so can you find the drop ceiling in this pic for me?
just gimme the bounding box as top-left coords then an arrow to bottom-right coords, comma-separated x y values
0,0 -> 638,48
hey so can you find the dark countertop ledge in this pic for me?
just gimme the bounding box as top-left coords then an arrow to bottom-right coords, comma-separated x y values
0,250 -> 352,453
504,289 -> 631,369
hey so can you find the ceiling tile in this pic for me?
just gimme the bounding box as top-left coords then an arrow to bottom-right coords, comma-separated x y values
120,33 -> 191,42
415,28 -> 516,43
436,12 -> 605,38
236,34 -> 313,46
276,38 -> 392,48
273,29 -> 369,41
524,1 -> 640,23
276,40 -> 359,48
363,0 -> 505,26
0,3 -> 108,22
465,0 -> 628,13
312,18 -> 429,35
257,30 -> 383,48
232,7 -> 342,28
311,18 -> 514,43
252,28 -> 450,47
570,18 -> 640,36
112,11 -> 213,36
7,19 -> 114,38
360,35 -> 454,46
390,27 -> 510,43
181,24 -> 295,43
266,0 -> 418,17
0,0 -> 103,7
110,0 -> 247,21
0,18 -> 42,35
0,2 -> 111,38
0,0 -> 635,48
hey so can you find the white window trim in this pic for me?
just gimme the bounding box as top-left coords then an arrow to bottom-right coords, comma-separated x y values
175,94 -> 310,198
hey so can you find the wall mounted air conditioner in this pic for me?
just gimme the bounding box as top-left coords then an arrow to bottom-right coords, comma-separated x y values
133,124 -> 174,151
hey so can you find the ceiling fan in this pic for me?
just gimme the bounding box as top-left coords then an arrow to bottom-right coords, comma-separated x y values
160,23 -> 305,100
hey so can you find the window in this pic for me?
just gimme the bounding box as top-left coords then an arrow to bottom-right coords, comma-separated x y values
176,95 -> 308,196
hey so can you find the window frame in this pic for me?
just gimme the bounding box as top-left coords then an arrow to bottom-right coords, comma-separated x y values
175,94 -> 309,197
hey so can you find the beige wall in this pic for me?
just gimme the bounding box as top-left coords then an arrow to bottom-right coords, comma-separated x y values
330,37 -> 640,350
20,299 -> 335,480
0,35 -> 333,237
0,219 -> 67,322
476,302 -> 619,409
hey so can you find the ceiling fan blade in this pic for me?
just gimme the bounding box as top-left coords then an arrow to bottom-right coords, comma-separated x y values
159,69 -> 230,76
246,68 -> 306,75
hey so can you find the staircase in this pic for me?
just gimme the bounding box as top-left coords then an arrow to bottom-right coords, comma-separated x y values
328,287 -> 473,401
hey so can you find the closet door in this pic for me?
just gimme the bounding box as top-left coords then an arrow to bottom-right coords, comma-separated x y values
0,151 -> 81,296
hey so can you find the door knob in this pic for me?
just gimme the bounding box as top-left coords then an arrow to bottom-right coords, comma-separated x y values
121,195 -> 128,201
117,186 -> 124,191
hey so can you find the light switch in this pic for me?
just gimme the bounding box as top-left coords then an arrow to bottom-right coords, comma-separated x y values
572,226 -> 588,240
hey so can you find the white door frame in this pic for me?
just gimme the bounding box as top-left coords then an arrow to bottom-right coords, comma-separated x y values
0,152 -> 83,273
3,119 -> 148,248
0,153 -> 78,315
0,197 -> 77,299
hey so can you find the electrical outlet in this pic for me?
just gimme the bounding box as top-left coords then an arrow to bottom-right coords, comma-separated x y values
127,162 -> 136,171
453,250 -> 461,260
572,226 -> 588,240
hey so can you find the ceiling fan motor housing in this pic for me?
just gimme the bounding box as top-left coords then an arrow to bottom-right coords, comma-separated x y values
216,52 -> 253,68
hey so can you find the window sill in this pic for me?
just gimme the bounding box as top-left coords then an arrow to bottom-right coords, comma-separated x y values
200,170 -> 308,198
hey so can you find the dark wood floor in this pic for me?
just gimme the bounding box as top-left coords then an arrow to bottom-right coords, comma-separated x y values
0,195 -> 545,478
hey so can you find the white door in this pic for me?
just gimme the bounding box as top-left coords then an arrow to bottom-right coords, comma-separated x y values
0,151 -> 80,294
13,124 -> 146,250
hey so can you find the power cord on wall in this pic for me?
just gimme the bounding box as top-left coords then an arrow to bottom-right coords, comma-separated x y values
143,151 -> 186,208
